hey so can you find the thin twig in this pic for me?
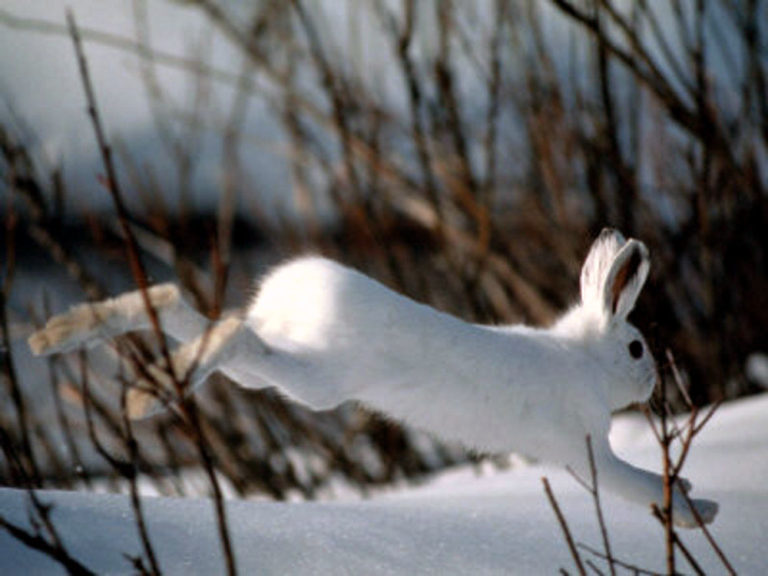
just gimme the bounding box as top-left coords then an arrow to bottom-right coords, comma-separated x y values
0,514 -> 96,576
658,370 -> 676,575
0,408 -> 95,574
578,542 -> 663,576
0,288 -> 41,489
651,504 -> 705,575
66,10 -> 170,368
119,375 -> 162,576
46,355 -> 91,488
584,558 -> 606,576
67,12 -> 238,574
542,477 -> 587,576
678,489 -> 737,575
585,436 -> 616,576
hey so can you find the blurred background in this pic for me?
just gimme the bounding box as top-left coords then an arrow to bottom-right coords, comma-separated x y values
1,0 -> 766,500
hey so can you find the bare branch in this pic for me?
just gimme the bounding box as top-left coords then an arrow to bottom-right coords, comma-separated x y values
542,477 -> 587,576
0,513 -> 96,576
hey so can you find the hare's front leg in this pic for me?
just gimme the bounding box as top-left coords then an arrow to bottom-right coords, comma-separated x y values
29,284 -> 207,355
591,440 -> 718,528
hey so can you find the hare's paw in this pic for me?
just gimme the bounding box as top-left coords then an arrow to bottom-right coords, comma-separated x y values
29,304 -> 109,356
126,363 -> 175,419
125,360 -> 179,419
28,284 -> 181,356
673,498 -> 719,528
125,387 -> 165,420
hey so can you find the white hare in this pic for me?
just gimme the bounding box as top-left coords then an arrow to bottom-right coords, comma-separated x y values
29,228 -> 718,527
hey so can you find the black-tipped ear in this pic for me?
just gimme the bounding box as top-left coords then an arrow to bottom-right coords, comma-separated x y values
603,240 -> 650,320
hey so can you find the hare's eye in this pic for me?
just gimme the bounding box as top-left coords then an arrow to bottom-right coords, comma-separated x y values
628,340 -> 644,359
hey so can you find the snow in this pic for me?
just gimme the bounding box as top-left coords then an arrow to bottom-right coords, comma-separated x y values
2,393 -> 767,574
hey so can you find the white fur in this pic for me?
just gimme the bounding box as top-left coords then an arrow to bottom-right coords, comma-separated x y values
29,229 -> 718,527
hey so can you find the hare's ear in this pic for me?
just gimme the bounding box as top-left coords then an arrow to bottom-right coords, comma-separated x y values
580,228 -> 627,308
580,228 -> 650,321
602,240 -> 650,321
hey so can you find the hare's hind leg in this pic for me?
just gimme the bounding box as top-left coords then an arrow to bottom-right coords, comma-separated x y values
126,317 -> 262,418
29,284 -> 207,356
126,317 -> 332,418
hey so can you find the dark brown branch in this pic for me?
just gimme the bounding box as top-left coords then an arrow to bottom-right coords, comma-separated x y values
542,477 -> 587,576
482,0 -> 506,206
586,436 -> 615,576
66,10 -> 172,371
77,349 -> 163,576
577,542 -> 663,576
0,287 -> 41,489
678,490 -> 737,575
119,377 -> 162,576
0,514 -> 96,576
547,0 -> 738,172
374,0 -> 445,224
46,355 -> 91,488
67,12 -> 238,574
651,504 -> 705,575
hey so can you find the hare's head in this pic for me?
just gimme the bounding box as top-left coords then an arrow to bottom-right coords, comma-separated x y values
556,229 -> 658,410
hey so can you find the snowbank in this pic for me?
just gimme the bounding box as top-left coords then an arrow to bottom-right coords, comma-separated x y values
2,393 -> 767,574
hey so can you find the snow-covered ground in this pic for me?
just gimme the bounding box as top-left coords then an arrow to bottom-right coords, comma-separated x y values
1,392 -> 766,575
